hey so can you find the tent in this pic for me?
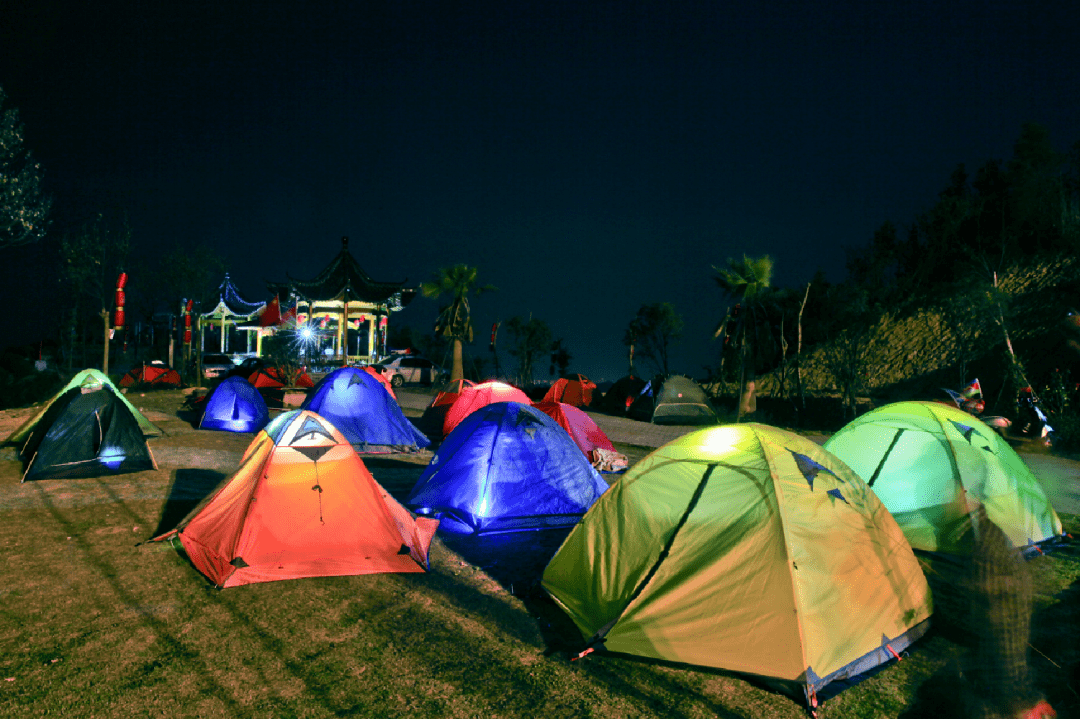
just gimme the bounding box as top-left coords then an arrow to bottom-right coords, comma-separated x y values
601,375 -> 648,415
248,365 -> 314,389
417,378 -> 475,437
542,423 -> 931,707
300,366 -> 429,452
363,365 -> 396,400
19,384 -> 158,482
441,380 -> 531,437
407,402 -> 610,535
629,375 -> 717,425
199,376 -> 270,433
541,374 -> 597,407
154,410 -> 439,588
118,362 -> 182,388
4,368 -> 161,446
531,401 -> 628,472
824,401 -> 1064,555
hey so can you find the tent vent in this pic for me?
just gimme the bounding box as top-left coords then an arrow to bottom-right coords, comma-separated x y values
229,557 -> 249,568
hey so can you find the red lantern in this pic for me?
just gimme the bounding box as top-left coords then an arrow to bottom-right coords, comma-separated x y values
379,316 -> 388,329
113,272 -> 128,331
183,299 -> 193,345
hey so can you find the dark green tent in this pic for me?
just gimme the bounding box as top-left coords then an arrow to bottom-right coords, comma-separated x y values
5,368 -> 161,446
21,386 -> 157,482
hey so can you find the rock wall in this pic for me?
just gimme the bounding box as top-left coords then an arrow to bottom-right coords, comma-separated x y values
749,255 -> 1080,399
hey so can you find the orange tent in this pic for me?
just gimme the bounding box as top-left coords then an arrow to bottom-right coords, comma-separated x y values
541,374 -> 596,407
154,410 -> 438,587
442,381 -> 530,436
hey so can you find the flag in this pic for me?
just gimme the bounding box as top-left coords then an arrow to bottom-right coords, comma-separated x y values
259,296 -> 281,327
961,378 -> 982,400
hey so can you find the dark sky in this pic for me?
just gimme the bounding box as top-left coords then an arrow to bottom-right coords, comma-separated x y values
2,0 -> 1077,381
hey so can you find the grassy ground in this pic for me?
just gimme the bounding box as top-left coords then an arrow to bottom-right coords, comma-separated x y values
0,390 -> 1077,718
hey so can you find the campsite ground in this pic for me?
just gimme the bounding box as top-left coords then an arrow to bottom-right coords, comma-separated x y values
0,387 -> 1077,718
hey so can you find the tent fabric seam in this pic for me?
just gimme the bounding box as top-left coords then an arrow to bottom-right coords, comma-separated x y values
588,462 -> 718,647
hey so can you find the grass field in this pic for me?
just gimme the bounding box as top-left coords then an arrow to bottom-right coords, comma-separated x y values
0,391 -> 1077,718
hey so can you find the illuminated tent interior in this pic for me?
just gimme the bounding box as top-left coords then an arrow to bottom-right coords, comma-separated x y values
824,400 -> 1064,555
154,410 -> 438,588
18,384 -> 158,482
543,424 -> 931,707
407,401 -> 609,535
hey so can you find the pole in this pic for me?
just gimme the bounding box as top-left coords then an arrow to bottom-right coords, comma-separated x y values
101,309 -> 111,375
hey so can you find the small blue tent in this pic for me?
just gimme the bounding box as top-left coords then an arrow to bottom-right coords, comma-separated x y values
406,402 -> 610,534
301,366 -> 430,452
200,376 -> 270,433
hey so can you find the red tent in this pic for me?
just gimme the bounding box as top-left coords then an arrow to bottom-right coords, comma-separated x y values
153,410 -> 438,587
248,366 -> 314,389
442,381 -> 530,436
119,363 -> 182,388
417,379 -> 475,437
532,401 -> 627,472
363,365 -> 396,400
541,374 -> 596,407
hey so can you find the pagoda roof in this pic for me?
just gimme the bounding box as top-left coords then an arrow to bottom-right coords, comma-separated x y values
200,274 -> 265,320
267,237 -> 416,307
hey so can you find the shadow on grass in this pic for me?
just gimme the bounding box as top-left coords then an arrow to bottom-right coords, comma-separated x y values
150,468 -> 228,537
439,528 -> 572,596
28,483 -> 255,718
1029,574 -> 1080,717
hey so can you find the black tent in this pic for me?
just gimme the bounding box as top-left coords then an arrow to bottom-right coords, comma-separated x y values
21,387 -> 157,482
601,375 -> 648,415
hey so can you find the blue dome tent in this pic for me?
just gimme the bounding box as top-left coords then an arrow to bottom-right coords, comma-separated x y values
200,376 -> 270,433
406,402 -> 610,535
301,366 -> 430,453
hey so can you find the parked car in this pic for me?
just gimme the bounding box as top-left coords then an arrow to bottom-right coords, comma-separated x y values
375,355 -> 447,387
201,353 -> 236,380
224,356 -> 266,380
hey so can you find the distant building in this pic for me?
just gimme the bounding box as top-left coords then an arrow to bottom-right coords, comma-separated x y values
264,236 -> 416,364
199,273 -> 265,356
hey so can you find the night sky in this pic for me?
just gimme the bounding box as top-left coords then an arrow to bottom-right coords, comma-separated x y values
2,0 -> 1077,381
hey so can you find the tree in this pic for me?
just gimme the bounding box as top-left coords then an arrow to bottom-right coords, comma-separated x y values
714,254 -> 773,419
421,265 -> 496,381
0,86 -> 52,248
549,338 -> 572,376
505,315 -> 552,387
623,302 -> 684,378
60,211 -> 132,367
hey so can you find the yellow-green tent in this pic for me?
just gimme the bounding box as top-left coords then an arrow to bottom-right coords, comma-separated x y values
542,424 -> 931,706
4,368 -> 162,447
824,401 -> 1063,555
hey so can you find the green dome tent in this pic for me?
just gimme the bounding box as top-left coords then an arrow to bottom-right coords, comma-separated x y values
4,368 -> 162,447
542,424 -> 931,707
824,401 -> 1063,555
628,375 -> 717,425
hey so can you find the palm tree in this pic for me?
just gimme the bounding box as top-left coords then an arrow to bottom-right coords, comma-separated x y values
714,254 -> 773,421
421,265 -> 496,381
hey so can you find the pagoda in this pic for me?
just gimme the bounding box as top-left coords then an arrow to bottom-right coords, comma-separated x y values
199,274 -> 266,356
266,237 -> 416,364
